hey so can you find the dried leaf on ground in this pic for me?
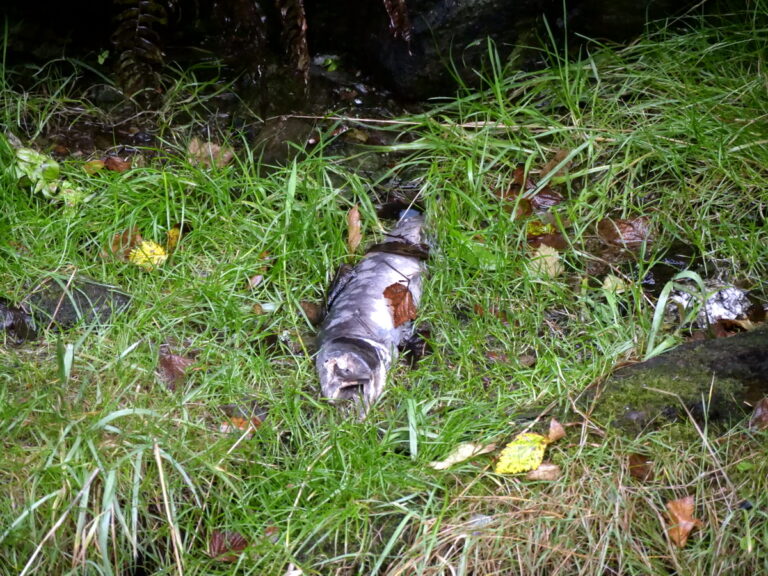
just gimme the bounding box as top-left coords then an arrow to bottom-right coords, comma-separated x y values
218,400 -> 268,435
547,419 -> 566,443
107,227 -> 143,261
539,148 -> 571,179
300,300 -> 324,326
529,244 -> 564,278
384,282 -> 417,327
495,432 -> 550,474
525,462 -> 561,481
628,453 -> 654,482
528,232 -> 568,250
530,187 -> 565,212
188,137 -> 234,169
429,442 -> 497,470
602,274 -> 629,293
156,345 -> 196,390
749,397 -> 768,430
346,205 -> 362,254
666,496 -> 704,548
83,160 -> 105,175
129,240 -> 168,271
166,223 -> 191,252
597,217 -> 651,247
104,156 -> 132,173
208,530 -> 249,562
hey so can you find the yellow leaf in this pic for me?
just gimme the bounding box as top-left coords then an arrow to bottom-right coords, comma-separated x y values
494,432 -> 549,474
129,240 -> 168,271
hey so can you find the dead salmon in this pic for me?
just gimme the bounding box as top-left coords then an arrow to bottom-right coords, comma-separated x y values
316,209 -> 428,412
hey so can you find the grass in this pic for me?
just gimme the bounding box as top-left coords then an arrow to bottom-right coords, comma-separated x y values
1,3 -> 768,574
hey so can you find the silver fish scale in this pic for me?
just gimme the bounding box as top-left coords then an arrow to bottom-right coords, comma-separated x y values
316,212 -> 426,412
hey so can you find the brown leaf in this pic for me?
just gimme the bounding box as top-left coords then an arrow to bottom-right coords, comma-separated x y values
530,186 -> 565,212
597,217 -> 651,247
547,419 -> 566,443
525,462 -> 561,481
106,227 -> 143,261
528,232 -> 568,250
83,160 -> 105,175
103,156 -> 132,173
749,397 -> 768,431
628,453 -> 654,482
208,530 -> 249,562
300,300 -> 324,326
666,496 -> 704,548
188,137 -> 234,169
156,345 -> 195,390
383,282 -> 417,327
346,205 -> 362,254
539,148 -> 571,179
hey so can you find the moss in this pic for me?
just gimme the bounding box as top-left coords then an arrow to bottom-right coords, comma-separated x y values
585,327 -> 768,435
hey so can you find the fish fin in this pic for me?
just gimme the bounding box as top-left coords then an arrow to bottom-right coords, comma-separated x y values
325,263 -> 356,310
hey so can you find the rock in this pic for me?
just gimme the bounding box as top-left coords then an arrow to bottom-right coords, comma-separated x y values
585,326 -> 768,435
27,275 -> 131,332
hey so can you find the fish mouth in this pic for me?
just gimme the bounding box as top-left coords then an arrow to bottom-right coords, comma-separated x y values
333,379 -> 370,400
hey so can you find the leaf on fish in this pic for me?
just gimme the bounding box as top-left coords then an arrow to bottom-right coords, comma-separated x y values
346,205 -> 362,254
384,282 -> 417,327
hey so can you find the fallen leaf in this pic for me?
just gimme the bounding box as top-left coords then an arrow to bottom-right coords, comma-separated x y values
346,205 -> 362,254
220,416 -> 262,434
602,274 -> 629,293
107,227 -> 143,260
529,244 -> 564,278
528,232 -> 568,250
526,219 -> 557,238
525,462 -> 561,481
429,442 -> 497,470
129,240 -> 168,271
104,156 -> 131,173
530,187 -> 565,212
666,496 -> 704,548
547,419 -> 566,443
749,397 -> 768,431
597,217 -> 651,247
83,160 -> 105,175
300,300 -> 324,326
218,400 -> 269,435
495,432 -> 549,474
539,148 -> 571,179
166,223 -> 191,252
188,137 -> 234,169
628,453 -> 654,482
384,282 -> 417,327
156,345 -> 195,390
208,530 -> 249,562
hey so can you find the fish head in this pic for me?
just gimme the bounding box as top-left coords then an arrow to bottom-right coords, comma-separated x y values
316,337 -> 388,411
